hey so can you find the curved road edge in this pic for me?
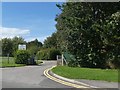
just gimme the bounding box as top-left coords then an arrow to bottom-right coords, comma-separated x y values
44,65 -> 98,89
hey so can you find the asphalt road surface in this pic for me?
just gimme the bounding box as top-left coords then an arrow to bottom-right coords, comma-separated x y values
1,61 -> 119,89
2,61 -> 71,88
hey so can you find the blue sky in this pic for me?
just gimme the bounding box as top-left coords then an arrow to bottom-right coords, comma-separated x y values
2,2 -> 62,43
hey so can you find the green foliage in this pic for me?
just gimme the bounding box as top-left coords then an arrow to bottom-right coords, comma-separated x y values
0,57 -> 25,67
15,50 -> 30,64
2,38 -> 13,56
27,39 -> 43,56
49,48 -> 61,60
27,45 -> 39,56
2,37 -> 42,62
0,40 -> 2,56
104,12 -> 120,69
55,2 -> 120,68
27,39 -> 43,48
36,48 -> 61,60
44,33 -> 58,49
63,52 -> 78,67
52,66 -> 118,82
36,49 -> 49,60
12,36 -> 26,55
2,37 -> 26,57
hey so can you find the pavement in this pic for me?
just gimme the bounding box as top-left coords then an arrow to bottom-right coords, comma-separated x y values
2,61 -> 71,88
46,66 -> 119,89
76,79 -> 119,88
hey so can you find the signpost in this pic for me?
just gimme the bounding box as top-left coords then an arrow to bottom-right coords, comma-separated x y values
18,44 -> 26,50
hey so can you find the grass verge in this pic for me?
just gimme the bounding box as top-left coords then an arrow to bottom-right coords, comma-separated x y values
0,57 -> 26,68
0,57 -> 43,68
35,60 -> 43,65
52,66 -> 119,82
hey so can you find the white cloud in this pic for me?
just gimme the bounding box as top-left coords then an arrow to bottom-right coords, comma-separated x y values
25,35 -> 51,43
0,27 -> 51,43
0,27 -> 30,39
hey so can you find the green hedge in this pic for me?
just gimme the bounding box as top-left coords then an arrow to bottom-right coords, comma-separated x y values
36,48 -> 61,60
36,49 -> 49,60
15,50 -> 30,64
49,49 -> 61,60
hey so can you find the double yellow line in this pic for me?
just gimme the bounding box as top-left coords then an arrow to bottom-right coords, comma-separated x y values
44,66 -> 90,88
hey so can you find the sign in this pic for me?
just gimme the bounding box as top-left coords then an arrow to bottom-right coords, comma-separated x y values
18,44 -> 26,50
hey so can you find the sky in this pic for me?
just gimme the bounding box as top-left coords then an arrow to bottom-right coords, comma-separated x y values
1,2 -> 63,43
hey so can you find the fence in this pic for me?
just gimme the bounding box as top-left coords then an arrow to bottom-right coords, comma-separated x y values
57,52 -> 76,66
56,55 -> 62,66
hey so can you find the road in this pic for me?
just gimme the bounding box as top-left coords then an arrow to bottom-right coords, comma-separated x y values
1,61 -> 119,89
2,61 -> 71,88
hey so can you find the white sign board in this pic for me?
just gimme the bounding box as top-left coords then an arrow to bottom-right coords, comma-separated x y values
18,44 -> 26,50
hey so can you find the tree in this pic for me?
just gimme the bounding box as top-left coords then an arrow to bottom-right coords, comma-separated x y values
44,32 -> 58,49
12,36 -> 26,55
55,2 -> 120,68
15,50 -> 30,64
104,11 -> 120,68
27,39 -> 42,48
0,40 -> 2,56
36,48 -> 61,60
2,38 -> 13,56
27,39 -> 43,55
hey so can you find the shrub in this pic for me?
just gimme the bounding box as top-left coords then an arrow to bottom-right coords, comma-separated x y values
36,48 -> 61,60
49,49 -> 61,60
15,50 -> 30,64
36,49 -> 49,60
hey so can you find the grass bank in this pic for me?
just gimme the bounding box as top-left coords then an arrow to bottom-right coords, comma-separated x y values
52,66 -> 119,82
0,57 -> 43,67
35,60 -> 43,65
0,57 -> 25,67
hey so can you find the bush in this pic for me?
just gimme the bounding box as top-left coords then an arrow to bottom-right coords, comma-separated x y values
15,50 -> 30,64
36,48 -> 61,60
36,49 -> 49,60
49,49 -> 61,60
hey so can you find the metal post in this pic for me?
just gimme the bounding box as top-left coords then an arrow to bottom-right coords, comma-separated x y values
36,56 -> 38,65
35,56 -> 38,64
62,54 -> 63,66
7,53 -> 9,64
56,55 -> 58,65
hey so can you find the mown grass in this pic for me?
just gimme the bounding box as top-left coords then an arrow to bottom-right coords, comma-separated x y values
0,57 -> 43,67
52,66 -> 119,82
0,57 -> 25,67
35,60 -> 43,65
